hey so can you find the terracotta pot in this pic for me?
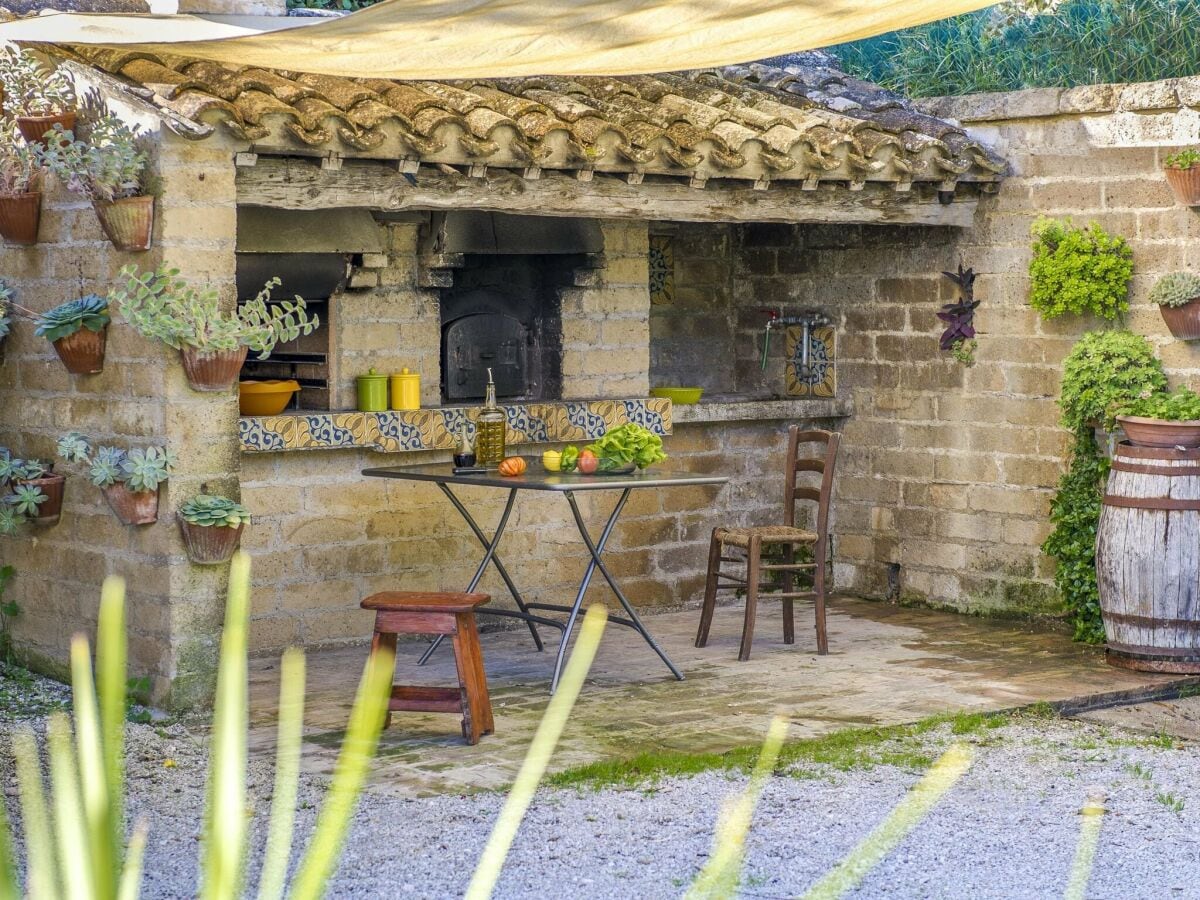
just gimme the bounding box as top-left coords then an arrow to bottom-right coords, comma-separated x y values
51,326 -> 107,375
1159,297 -> 1200,341
16,110 -> 76,147
180,346 -> 248,392
92,195 -> 154,251
0,191 -> 41,245
102,483 -> 159,526
1166,165 -> 1200,206
179,517 -> 244,565
1117,415 -> 1200,449
18,473 -> 64,526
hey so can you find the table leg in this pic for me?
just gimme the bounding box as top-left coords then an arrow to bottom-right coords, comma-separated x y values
548,489 -> 684,692
418,487 -> 525,665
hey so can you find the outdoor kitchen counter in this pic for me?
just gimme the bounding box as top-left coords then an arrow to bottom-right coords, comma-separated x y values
670,396 -> 853,425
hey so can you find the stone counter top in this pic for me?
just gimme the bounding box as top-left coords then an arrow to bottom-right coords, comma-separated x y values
671,396 -> 853,425
239,398 -> 672,453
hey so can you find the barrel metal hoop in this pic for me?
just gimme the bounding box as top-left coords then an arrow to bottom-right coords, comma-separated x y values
1116,442 -> 1200,460
1109,460 -> 1200,476
1103,611 -> 1200,632
1102,495 -> 1200,510
1106,641 -> 1200,658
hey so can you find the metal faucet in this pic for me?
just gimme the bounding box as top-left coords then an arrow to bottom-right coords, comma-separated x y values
760,308 -> 831,372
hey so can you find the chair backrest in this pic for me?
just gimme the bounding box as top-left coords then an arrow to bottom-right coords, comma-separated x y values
783,427 -> 841,538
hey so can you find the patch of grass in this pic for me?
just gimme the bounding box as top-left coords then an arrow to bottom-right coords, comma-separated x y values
1124,761 -> 1153,782
1156,790 -> 1185,813
1146,729 -> 1178,750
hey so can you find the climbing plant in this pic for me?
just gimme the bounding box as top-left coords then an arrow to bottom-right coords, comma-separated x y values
1043,330 -> 1165,642
1028,217 -> 1133,321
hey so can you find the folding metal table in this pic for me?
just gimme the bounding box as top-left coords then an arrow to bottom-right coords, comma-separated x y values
362,463 -> 728,692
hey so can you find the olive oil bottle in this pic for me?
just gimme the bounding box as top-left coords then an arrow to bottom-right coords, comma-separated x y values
476,367 -> 506,467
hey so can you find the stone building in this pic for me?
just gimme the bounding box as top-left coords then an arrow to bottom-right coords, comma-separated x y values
4,31 -> 1198,708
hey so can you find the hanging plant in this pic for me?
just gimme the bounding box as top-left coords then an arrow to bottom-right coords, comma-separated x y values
938,263 -> 979,366
57,433 -> 175,525
0,47 -> 76,148
178,493 -> 251,565
0,120 -> 45,246
1149,271 -> 1200,341
29,294 -> 111,375
0,452 -> 64,530
0,281 -> 13,358
1164,148 -> 1200,206
1028,217 -> 1133,321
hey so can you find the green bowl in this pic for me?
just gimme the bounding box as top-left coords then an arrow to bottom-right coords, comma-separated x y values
650,386 -> 703,405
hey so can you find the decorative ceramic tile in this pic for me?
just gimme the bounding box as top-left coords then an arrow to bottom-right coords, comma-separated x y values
240,400 -> 673,453
648,235 -> 675,306
785,325 -> 836,398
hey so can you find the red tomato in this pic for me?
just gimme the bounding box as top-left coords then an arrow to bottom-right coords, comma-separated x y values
577,449 -> 598,474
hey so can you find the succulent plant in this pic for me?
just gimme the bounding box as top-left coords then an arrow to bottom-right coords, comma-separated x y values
34,294 -> 110,343
0,455 -> 20,485
40,114 -> 146,203
120,446 -> 176,493
1148,272 -> 1200,308
1165,148 -> 1200,171
56,432 -> 91,464
180,494 -> 251,528
0,280 -> 12,343
112,264 -> 319,359
6,483 -> 46,518
0,505 -> 20,536
12,459 -> 47,481
0,47 -> 75,118
88,446 -> 125,489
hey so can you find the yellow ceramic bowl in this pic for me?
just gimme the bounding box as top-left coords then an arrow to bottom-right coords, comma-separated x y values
650,386 -> 703,405
239,380 -> 300,416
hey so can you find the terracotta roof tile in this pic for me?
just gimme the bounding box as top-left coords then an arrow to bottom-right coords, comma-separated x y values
55,44 -> 1005,186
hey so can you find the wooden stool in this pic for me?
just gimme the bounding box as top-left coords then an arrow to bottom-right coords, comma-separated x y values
361,591 -> 494,745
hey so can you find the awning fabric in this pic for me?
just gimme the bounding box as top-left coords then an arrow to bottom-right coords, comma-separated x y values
0,0 -> 995,80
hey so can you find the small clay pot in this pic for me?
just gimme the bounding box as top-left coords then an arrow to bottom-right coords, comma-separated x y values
1166,166 -> 1200,206
18,472 -> 64,526
92,195 -> 154,252
0,191 -> 41,245
16,111 -> 76,148
180,346 -> 248,392
1117,415 -> 1200,449
51,326 -> 107,375
1159,298 -> 1200,341
102,483 -> 159,526
179,517 -> 244,565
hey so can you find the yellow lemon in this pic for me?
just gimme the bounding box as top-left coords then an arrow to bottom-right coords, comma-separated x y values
542,450 -> 562,472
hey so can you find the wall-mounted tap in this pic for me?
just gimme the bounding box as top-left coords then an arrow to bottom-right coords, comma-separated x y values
760,308 -> 831,372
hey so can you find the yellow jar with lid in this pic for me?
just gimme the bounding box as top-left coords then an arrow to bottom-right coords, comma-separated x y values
390,368 -> 421,411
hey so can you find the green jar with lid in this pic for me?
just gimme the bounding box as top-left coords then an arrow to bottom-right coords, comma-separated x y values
356,367 -> 389,412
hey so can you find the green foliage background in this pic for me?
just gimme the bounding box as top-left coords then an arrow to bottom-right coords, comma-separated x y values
1028,218 -> 1133,322
834,0 -> 1200,96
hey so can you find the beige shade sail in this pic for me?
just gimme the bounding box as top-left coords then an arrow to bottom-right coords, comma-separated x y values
0,0 -> 995,80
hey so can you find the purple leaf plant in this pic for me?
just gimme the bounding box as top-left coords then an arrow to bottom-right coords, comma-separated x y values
938,264 -> 979,351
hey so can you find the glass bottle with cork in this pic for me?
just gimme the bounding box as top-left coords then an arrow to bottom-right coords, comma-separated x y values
475,367 -> 506,467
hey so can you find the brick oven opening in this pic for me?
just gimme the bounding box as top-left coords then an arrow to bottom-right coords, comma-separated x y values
440,253 -> 586,403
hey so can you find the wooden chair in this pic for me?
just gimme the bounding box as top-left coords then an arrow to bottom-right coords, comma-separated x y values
695,427 -> 841,661
361,591 -> 495,745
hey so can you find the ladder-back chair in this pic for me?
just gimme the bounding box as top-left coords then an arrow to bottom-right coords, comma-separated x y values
695,427 -> 841,660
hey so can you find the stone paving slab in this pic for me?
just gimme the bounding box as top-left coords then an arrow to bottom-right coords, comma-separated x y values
248,597 -> 1178,797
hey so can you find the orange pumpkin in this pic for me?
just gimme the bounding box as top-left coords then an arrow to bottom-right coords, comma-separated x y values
498,456 -> 527,477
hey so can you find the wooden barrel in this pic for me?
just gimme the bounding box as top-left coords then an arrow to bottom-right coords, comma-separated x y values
1096,442 -> 1200,672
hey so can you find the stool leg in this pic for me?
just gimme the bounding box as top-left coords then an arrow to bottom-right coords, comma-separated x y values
370,627 -> 398,729
452,613 -> 493,744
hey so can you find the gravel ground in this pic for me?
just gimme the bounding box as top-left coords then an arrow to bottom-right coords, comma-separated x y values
2,667 -> 1198,898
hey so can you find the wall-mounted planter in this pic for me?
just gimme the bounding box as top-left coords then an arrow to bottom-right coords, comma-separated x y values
1159,298 -> 1200,341
179,517 -> 244,565
1166,166 -> 1200,206
1117,415 -> 1200,449
93,195 -> 154,252
20,472 -> 64,526
16,111 -> 76,148
51,325 -> 107,374
0,191 -> 42,245
180,346 -> 248,392
103,483 -> 159,526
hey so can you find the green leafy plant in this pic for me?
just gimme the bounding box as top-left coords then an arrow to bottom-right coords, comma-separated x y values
34,294 -> 110,343
1164,148 -> 1200,171
0,46 -> 74,118
58,435 -> 176,493
6,484 -> 46,518
0,279 -> 13,343
1044,330 -> 1166,643
41,114 -> 147,202
0,122 -> 42,196
180,494 -> 251,528
0,564 -> 16,664
1028,217 -> 1133,321
121,448 -> 175,493
585,423 -> 668,470
1114,385 -> 1200,422
0,554 -> 394,899
55,432 -> 90,464
1148,272 -> 1200,308
87,446 -> 123,489
112,264 -> 319,359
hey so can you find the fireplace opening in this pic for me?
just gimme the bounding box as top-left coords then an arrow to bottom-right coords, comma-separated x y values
440,253 -> 584,404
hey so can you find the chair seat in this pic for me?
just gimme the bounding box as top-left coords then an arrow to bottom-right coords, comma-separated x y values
361,591 -> 490,614
717,525 -> 818,548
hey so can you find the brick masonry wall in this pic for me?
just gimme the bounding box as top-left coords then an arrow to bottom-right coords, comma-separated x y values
0,78 -> 245,707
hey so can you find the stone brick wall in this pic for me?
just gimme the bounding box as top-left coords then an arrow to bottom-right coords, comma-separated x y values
0,76 -> 245,707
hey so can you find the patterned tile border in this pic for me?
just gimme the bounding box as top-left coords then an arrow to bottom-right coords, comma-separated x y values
239,398 -> 673,453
